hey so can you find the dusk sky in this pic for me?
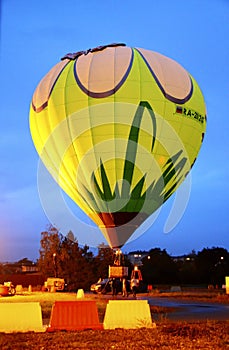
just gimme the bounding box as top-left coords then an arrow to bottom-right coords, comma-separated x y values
0,0 -> 228,262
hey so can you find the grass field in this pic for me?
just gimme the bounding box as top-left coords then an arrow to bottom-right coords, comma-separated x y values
0,290 -> 228,349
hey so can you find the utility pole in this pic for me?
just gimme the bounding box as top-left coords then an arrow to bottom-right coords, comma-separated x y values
53,253 -> 58,278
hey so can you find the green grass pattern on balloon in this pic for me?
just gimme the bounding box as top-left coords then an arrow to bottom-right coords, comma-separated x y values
82,101 -> 187,214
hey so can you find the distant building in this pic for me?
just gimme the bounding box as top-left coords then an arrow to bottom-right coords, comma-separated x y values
127,251 -> 195,265
171,254 -> 195,262
21,265 -> 39,273
127,251 -> 149,266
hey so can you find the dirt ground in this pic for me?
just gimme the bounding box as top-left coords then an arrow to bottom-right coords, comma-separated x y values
0,321 -> 228,350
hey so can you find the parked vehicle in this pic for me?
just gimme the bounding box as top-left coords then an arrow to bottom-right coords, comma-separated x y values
0,282 -> 16,296
90,278 -> 111,294
90,278 -> 131,295
43,278 -> 65,292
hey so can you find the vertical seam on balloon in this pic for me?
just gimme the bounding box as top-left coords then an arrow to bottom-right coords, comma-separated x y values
59,62 -> 73,198
86,53 -> 104,214
128,52 -> 146,214
151,49 -> 167,158
61,63 -> 87,208
70,63 -> 95,214
56,63 -> 74,200
114,47 -> 117,205
135,49 -> 193,105
131,48 -> 141,212
88,53 -> 97,207
64,61 -> 81,200
88,73 -> 99,215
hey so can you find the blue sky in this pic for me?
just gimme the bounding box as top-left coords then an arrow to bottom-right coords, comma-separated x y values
0,0 -> 228,261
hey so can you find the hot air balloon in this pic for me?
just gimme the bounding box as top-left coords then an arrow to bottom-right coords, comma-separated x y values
30,43 -> 206,249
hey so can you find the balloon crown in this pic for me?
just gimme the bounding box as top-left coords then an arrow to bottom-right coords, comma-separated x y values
61,43 -> 126,61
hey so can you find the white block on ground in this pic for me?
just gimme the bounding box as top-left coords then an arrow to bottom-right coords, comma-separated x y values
76,289 -> 85,299
103,300 -> 154,329
15,285 -> 23,293
226,276 -> 229,295
0,302 -> 45,333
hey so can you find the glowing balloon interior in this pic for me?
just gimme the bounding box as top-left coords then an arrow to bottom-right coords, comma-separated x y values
30,43 -> 206,248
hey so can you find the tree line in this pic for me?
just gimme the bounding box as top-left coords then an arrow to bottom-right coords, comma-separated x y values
140,247 -> 229,287
1,225 -> 228,290
36,225 -> 229,290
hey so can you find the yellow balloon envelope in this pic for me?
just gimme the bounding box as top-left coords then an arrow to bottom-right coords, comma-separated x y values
30,43 -> 206,248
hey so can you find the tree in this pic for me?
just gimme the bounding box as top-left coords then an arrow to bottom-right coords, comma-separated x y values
94,246 -> 114,279
141,248 -> 177,284
195,247 -> 229,285
37,225 -> 61,278
38,225 -> 96,291
58,235 -> 95,291
175,251 -> 197,284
